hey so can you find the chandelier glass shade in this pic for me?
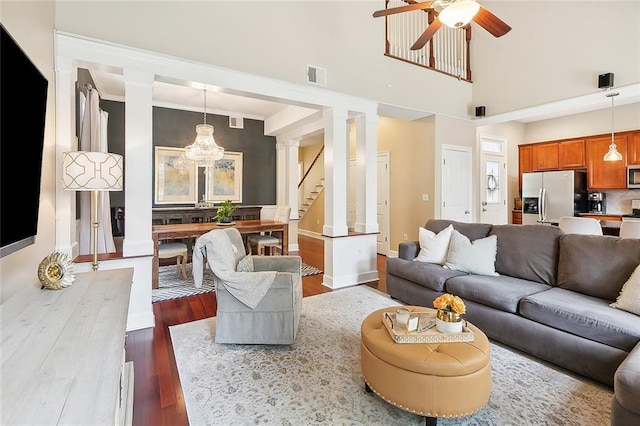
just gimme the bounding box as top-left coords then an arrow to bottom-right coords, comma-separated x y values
438,0 -> 480,29
185,90 -> 224,166
603,92 -> 623,162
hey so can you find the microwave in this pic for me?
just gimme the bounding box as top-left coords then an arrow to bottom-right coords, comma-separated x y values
628,166 -> 640,188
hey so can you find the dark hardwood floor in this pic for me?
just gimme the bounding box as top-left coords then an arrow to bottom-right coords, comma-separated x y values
125,234 -> 388,426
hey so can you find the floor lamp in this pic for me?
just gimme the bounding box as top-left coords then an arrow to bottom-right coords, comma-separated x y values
62,151 -> 123,271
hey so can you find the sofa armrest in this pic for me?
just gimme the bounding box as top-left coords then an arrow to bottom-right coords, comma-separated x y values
614,342 -> 640,417
253,255 -> 301,274
398,241 -> 420,260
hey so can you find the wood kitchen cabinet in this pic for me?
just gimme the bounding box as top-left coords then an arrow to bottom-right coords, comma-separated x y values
586,134 -> 628,189
626,131 -> 640,165
559,139 -> 586,169
518,145 -> 532,190
530,142 -> 559,171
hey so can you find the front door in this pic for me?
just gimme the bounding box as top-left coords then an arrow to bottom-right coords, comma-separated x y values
479,135 -> 508,225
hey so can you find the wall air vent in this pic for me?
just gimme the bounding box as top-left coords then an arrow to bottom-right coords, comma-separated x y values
306,65 -> 327,87
229,116 -> 244,129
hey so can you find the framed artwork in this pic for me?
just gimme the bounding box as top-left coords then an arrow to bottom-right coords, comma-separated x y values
206,151 -> 243,203
154,147 -> 197,204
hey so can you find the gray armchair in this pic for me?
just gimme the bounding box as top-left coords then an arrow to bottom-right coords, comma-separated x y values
193,227 -> 302,344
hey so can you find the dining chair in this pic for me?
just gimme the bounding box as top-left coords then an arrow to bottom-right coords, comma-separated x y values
558,216 -> 603,236
158,241 -> 188,280
246,205 -> 291,255
619,220 -> 640,238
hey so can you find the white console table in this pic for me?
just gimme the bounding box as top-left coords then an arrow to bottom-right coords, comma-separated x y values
0,268 -> 134,425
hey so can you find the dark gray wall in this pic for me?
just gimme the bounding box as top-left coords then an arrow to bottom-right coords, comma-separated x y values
98,102 -> 277,209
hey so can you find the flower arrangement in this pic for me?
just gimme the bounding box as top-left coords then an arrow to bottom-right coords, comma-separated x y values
433,293 -> 466,333
433,293 -> 466,315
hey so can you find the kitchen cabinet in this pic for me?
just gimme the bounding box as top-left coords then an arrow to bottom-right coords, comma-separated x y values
586,134 -> 628,190
627,131 -> 640,165
512,210 -> 522,225
518,145 -> 532,190
531,142 -> 559,171
559,139 -> 586,169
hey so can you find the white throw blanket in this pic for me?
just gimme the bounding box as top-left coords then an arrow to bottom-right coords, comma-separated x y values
192,229 -> 276,309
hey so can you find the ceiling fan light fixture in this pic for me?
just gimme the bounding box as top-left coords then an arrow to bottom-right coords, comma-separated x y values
438,0 -> 480,29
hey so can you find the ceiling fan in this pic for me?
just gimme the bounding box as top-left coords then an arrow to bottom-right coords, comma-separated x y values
373,0 -> 511,51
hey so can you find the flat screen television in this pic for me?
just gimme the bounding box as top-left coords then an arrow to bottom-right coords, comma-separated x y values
0,24 -> 48,257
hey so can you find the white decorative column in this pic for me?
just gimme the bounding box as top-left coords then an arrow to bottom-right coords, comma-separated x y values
285,138 -> 300,252
122,69 -> 154,257
54,55 -> 78,257
322,107 -> 349,237
354,113 -> 379,234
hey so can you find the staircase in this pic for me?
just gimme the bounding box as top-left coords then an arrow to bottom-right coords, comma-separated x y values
298,146 -> 324,220
299,178 -> 324,219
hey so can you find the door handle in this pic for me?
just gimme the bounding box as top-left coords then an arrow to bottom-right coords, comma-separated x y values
464,210 -> 470,214
481,201 -> 488,206
482,208 -> 487,212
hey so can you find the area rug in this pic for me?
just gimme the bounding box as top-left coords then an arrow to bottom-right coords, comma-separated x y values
154,262 -> 323,303
169,286 -> 612,425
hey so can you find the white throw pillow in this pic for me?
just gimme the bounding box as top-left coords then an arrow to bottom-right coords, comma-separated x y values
610,264 -> 640,316
444,230 -> 499,276
414,224 -> 454,265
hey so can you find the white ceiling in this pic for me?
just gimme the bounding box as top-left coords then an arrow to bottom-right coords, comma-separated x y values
90,68 -> 640,127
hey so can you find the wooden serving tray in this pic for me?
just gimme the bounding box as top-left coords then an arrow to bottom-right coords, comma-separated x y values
382,312 -> 475,344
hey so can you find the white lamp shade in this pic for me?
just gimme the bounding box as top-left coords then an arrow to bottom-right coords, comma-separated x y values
438,0 -> 480,28
62,151 -> 123,191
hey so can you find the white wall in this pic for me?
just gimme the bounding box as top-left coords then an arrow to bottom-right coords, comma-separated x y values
473,1 -> 640,115
0,2 -> 56,302
52,1 -> 639,121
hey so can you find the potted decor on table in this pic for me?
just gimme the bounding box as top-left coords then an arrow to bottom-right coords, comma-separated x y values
214,200 -> 237,223
433,293 -> 466,333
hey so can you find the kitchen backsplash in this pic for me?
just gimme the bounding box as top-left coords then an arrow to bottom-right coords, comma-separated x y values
603,190 -> 640,214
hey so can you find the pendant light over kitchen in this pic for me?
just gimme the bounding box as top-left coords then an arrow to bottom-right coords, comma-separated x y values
603,91 -> 623,162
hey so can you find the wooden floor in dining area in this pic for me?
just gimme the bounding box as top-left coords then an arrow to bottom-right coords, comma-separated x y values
125,233 -> 388,426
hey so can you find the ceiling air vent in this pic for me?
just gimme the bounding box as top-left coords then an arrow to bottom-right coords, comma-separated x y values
229,116 -> 244,129
306,65 -> 327,87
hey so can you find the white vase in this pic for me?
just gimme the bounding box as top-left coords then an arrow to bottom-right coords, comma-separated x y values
435,317 -> 463,333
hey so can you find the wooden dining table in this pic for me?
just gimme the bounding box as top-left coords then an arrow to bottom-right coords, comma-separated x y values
152,220 -> 288,289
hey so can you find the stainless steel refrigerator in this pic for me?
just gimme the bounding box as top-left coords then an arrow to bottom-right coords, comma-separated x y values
522,170 -> 588,225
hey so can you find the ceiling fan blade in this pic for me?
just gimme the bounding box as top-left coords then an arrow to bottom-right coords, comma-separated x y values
373,2 -> 434,18
472,6 -> 512,38
410,18 -> 442,50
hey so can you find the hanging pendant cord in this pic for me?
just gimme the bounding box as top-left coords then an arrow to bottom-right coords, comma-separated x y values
203,89 -> 207,125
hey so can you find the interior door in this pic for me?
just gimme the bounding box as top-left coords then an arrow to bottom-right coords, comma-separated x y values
442,145 -> 472,222
376,153 -> 390,255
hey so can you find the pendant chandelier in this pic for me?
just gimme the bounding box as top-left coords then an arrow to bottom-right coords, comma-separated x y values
185,89 -> 224,166
603,91 -> 622,162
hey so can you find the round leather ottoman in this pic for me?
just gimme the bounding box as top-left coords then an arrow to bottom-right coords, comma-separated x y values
360,306 -> 491,423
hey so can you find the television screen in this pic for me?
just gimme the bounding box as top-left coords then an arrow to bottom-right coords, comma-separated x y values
0,24 -> 48,257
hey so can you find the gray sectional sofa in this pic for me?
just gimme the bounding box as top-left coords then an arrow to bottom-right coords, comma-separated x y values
386,219 -> 640,426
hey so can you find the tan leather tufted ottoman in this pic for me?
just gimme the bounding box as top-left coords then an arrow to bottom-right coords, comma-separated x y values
361,306 -> 491,425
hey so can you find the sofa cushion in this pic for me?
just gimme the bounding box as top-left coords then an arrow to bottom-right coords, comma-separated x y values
415,224 -> 453,264
445,274 -> 551,314
490,224 -> 561,286
387,257 -> 466,292
557,234 -> 640,300
611,264 -> 640,316
444,230 -> 498,276
425,219 -> 492,242
520,287 -> 640,352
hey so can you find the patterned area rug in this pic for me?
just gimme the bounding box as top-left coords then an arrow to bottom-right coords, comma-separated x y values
153,262 -> 322,303
169,286 -> 612,425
